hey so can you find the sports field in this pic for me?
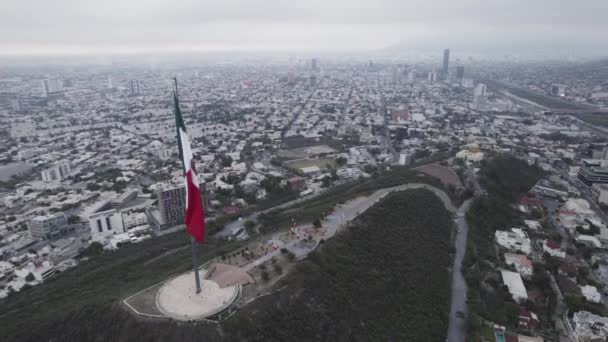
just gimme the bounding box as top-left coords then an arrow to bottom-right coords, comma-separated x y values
277,145 -> 337,160
284,158 -> 336,170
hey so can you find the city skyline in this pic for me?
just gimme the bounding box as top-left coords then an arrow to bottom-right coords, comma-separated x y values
4,2 -> 608,341
1,0 -> 608,58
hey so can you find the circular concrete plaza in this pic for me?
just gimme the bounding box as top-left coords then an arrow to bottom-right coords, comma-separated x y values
156,271 -> 239,321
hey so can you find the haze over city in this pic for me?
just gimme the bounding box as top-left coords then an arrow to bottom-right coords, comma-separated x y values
1,0 -> 608,58
3,2 -> 608,342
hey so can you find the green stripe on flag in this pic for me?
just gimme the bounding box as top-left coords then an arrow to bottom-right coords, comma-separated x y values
174,91 -> 187,173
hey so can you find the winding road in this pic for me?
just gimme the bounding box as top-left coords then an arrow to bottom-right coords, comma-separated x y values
447,198 -> 475,342
217,180 -> 477,342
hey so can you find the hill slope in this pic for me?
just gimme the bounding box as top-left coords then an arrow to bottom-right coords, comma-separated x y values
4,189 -> 453,342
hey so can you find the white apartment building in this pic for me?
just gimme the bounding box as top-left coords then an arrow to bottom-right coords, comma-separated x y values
501,270 -> 528,303
504,253 -> 534,278
573,311 -> 608,341
28,213 -> 67,240
495,228 -> 532,254
581,285 -> 601,303
89,209 -> 125,242
41,163 -> 72,182
14,261 -> 55,282
18,148 -> 46,161
122,211 -> 147,229
593,183 -> 608,206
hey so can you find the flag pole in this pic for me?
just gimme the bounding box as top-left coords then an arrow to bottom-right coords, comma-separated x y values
174,77 -> 202,294
191,236 -> 202,294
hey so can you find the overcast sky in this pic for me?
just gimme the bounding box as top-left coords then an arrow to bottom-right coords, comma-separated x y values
2,0 -> 608,57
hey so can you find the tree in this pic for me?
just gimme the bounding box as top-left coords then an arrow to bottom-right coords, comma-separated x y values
244,220 -> 255,232
261,271 -> 270,282
82,242 -> 104,257
220,155 -> 233,167
564,295 -> 585,312
25,273 -> 35,282
274,264 -> 283,275
313,218 -> 322,229
287,252 -> 296,261
322,177 -> 332,188
336,157 -> 347,167
504,302 -> 521,328
86,183 -> 100,191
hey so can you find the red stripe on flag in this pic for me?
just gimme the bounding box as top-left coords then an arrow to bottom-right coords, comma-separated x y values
185,170 -> 205,243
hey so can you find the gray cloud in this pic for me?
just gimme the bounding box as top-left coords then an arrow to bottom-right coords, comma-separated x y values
1,0 -> 607,57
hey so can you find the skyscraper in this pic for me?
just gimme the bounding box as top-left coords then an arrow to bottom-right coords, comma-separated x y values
456,66 -> 465,81
128,80 -> 141,96
407,70 -> 415,83
41,80 -> 48,96
311,58 -> 318,72
392,66 -> 401,84
442,49 -> 450,79
551,84 -> 566,97
474,83 -> 487,97
10,97 -> 22,112
473,83 -> 487,108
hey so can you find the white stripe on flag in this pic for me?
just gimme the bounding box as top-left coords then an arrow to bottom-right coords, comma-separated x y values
179,128 -> 193,172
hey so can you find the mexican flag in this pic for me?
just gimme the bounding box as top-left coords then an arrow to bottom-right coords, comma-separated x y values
174,91 -> 205,243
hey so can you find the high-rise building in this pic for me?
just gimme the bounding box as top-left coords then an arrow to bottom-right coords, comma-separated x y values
442,49 -> 450,79
311,58 -> 318,72
89,209 -> 125,242
462,78 -> 475,88
41,163 -> 72,182
10,97 -> 22,112
41,79 -> 63,97
129,80 -> 141,96
550,84 -> 566,97
407,70 -> 415,83
157,184 -> 186,227
473,83 -> 488,108
108,77 -> 113,89
474,83 -> 487,97
392,66 -> 401,84
456,66 -> 465,81
28,212 -> 67,240
428,71 -> 437,82
147,181 -> 209,231
398,153 -> 413,166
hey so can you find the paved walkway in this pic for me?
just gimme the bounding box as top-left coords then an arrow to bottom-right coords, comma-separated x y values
215,190 -> 327,238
